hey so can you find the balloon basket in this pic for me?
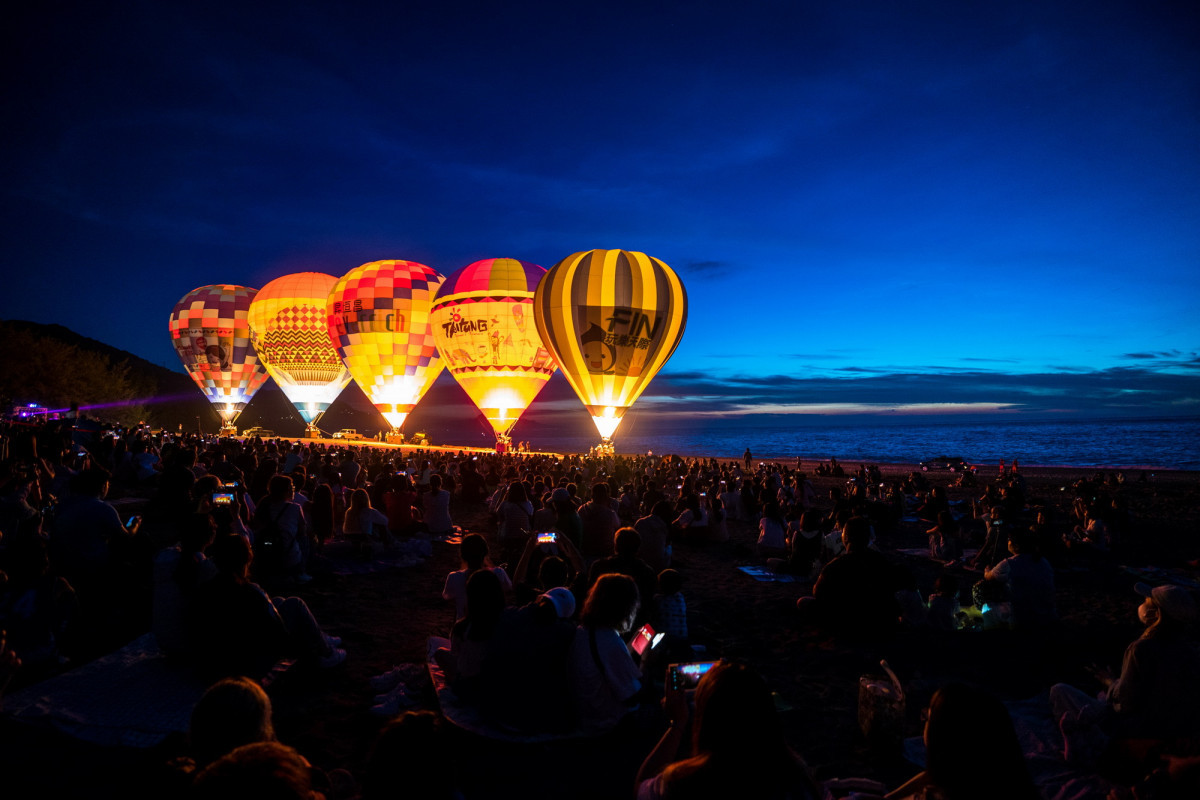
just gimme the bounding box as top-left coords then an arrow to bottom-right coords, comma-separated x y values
219,424 -> 238,437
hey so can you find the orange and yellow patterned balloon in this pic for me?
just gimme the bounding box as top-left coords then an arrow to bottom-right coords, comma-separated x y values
533,249 -> 687,441
326,260 -> 445,431
431,258 -> 556,440
169,284 -> 269,424
247,272 -> 351,426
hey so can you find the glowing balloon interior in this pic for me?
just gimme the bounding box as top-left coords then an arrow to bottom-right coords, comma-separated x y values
327,260 -> 445,431
534,249 -> 687,441
247,272 -> 352,426
431,258 -> 556,441
169,285 -> 269,424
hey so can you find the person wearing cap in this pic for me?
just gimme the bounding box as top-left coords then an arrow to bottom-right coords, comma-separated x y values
479,586 -> 578,734
1051,582 -> 1200,768
1106,584 -> 1200,738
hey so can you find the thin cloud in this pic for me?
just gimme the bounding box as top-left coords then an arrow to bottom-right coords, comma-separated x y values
634,365 -> 1200,418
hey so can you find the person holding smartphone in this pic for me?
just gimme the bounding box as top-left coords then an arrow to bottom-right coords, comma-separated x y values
635,660 -> 820,800
568,573 -> 642,734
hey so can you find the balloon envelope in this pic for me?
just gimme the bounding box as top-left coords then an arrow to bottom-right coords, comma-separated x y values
169,284 -> 269,424
247,272 -> 352,425
327,260 -> 445,431
431,258 -> 556,439
533,249 -> 687,440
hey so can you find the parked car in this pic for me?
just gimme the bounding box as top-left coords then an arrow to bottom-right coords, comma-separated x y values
920,456 -> 973,472
241,427 -> 275,439
332,428 -> 363,440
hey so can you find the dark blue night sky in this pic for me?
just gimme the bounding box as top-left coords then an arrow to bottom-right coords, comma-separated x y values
3,1 -> 1197,421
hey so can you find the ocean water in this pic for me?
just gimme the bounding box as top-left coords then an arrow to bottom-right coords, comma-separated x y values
538,416 -> 1200,469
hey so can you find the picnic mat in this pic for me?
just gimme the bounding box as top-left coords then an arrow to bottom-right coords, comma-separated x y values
737,565 -> 804,583
1120,565 -> 1200,590
894,547 -> 979,563
3,633 -> 208,748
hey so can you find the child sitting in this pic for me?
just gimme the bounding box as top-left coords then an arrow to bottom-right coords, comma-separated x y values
441,534 -> 511,621
927,574 -> 960,632
652,569 -> 688,640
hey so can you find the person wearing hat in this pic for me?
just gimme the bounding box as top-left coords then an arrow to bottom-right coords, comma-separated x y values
1052,582 -> 1200,769
479,586 -> 578,734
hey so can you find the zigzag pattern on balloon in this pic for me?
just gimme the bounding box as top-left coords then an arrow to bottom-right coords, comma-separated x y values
262,326 -> 345,379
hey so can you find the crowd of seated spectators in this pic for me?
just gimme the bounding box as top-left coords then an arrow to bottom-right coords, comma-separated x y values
2,418 -> 1198,799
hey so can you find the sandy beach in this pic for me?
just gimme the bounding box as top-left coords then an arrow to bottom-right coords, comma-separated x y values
3,454 -> 1198,798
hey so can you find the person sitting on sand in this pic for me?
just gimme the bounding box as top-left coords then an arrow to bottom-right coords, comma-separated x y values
343,488 -> 390,554
927,574 -> 961,632
497,480 -> 533,541
785,509 -> 823,578
578,482 -> 620,560
634,501 -> 674,573
421,474 -> 453,537
360,711 -> 459,800
1050,583 -> 1200,771
983,528 -> 1057,629
568,573 -> 642,734
480,588 -> 578,734
636,660 -> 822,800
798,516 -> 901,636
434,569 -> 506,700
884,683 -> 1039,800
190,533 -> 345,680
756,500 -> 788,557
383,473 -> 423,539
914,486 -> 949,523
442,533 -> 512,621
927,511 -> 963,563
672,492 -> 709,542
705,492 -> 728,542
971,503 -> 1011,570
251,474 -> 309,584
162,675 -> 278,790
1066,503 -> 1110,553
588,527 -> 656,615
191,741 -> 320,800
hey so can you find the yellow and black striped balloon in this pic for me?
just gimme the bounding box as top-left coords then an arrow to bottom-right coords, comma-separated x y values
533,249 -> 687,440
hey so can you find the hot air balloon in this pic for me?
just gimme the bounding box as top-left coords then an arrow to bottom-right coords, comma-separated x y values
431,258 -> 556,448
327,260 -> 445,432
533,249 -> 687,446
169,285 -> 269,432
246,272 -> 352,435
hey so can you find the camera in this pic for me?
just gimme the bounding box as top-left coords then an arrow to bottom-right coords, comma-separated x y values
537,531 -> 557,545
212,492 -> 234,506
